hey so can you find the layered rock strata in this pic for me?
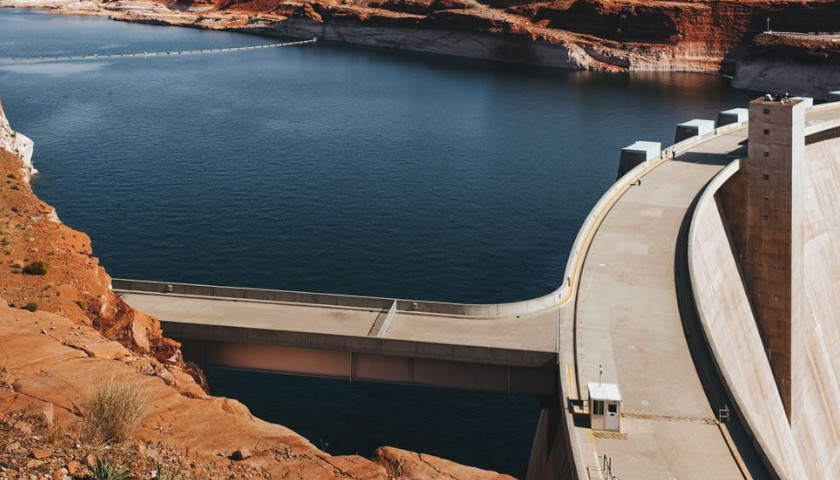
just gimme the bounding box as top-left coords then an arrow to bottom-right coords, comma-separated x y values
733,33 -> 840,98
4,0 -> 840,75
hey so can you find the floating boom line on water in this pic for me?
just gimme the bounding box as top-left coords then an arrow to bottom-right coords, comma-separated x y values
0,37 -> 318,63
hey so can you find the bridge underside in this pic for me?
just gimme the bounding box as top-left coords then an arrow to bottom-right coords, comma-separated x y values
163,321 -> 559,397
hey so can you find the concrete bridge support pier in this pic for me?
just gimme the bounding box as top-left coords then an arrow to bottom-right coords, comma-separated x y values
526,403 -> 576,480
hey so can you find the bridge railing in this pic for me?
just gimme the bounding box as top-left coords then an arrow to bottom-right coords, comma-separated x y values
113,278 -> 395,310
112,278 -> 561,318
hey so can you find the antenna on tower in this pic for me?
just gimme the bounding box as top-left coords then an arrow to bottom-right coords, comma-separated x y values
767,17 -> 771,33
599,365 -> 603,385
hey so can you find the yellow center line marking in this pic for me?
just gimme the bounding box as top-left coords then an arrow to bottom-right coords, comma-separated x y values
566,363 -> 577,400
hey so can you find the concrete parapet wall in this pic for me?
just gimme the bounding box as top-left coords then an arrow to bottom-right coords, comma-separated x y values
112,278 -> 559,318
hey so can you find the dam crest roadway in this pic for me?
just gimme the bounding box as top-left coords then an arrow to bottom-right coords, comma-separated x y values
117,99 -> 840,480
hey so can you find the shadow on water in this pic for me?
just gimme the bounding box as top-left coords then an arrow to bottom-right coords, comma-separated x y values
204,367 -> 541,478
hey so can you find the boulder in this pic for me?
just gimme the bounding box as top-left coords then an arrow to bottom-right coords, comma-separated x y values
231,448 -> 252,461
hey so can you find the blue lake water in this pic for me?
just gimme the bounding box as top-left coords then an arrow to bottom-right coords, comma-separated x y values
0,9 -> 755,476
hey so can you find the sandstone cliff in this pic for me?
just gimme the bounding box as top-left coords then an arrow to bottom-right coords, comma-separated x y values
3,0 -> 840,75
733,33 -> 840,97
0,100 -> 515,479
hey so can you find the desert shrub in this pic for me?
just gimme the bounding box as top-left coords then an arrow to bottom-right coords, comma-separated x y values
45,422 -> 62,444
23,260 -> 49,275
75,300 -> 85,310
6,173 -> 16,180
87,456 -> 131,480
22,302 -> 37,312
82,378 -> 146,445
156,462 -> 182,480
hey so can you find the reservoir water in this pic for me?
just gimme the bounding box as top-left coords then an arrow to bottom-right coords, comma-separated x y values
0,9 -> 755,476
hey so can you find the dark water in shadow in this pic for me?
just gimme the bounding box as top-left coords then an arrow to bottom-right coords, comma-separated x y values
0,9 -> 755,476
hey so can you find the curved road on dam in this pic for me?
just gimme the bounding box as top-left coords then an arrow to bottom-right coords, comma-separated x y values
565,103 -> 840,480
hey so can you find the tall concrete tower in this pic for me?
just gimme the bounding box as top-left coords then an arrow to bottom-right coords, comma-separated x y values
724,96 -> 806,420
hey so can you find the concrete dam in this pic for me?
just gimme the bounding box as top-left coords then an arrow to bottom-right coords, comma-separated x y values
117,97 -> 840,479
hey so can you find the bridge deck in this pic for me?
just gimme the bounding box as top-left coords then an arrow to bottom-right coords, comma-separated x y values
119,291 -> 558,353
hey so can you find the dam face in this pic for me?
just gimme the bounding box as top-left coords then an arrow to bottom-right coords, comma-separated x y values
689,98 -> 840,478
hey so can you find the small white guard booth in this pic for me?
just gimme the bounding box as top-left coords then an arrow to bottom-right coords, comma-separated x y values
588,382 -> 623,432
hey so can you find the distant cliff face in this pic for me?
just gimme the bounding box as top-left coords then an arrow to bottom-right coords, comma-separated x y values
6,0 -> 840,74
734,33 -> 840,97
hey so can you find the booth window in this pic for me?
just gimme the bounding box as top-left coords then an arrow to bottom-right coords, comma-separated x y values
593,400 -> 604,415
608,403 -> 618,414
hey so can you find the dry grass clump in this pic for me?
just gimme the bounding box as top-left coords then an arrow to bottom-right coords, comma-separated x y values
0,361 -> 9,390
88,455 -> 132,480
22,259 -> 49,275
82,378 -> 147,445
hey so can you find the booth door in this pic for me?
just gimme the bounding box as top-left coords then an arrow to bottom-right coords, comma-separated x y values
606,402 -> 620,430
